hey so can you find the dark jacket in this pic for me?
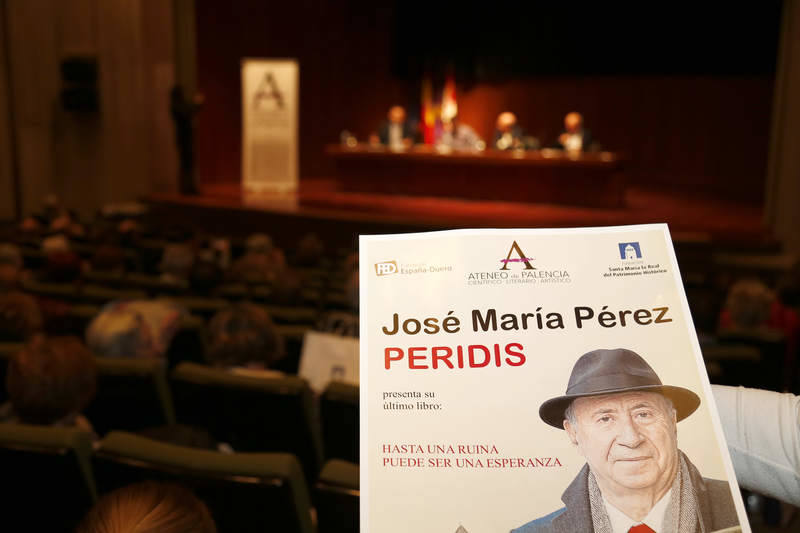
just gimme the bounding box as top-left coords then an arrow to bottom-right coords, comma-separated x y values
554,128 -> 595,151
511,452 -> 739,533
378,120 -> 419,145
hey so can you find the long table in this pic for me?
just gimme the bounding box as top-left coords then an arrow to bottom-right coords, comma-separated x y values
325,145 -> 626,208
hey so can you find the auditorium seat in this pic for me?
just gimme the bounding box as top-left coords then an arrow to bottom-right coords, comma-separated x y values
320,381 -> 359,463
46,303 -> 101,337
0,342 -> 24,403
0,424 -> 96,531
20,248 -> 48,270
265,304 -> 319,325
315,459 -> 359,533
81,285 -> 148,305
121,272 -> 190,295
93,431 -> 314,533
322,289 -> 354,312
215,283 -> 250,300
170,362 -> 323,482
86,357 -> 176,435
701,344 -> 762,387
276,324 -> 313,373
170,296 -> 230,319
716,328 -> 787,391
83,270 -> 125,287
316,311 -> 359,337
166,314 -> 207,369
21,278 -> 79,300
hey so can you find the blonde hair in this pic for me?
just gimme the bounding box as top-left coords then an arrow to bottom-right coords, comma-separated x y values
77,482 -> 217,533
86,306 -> 155,358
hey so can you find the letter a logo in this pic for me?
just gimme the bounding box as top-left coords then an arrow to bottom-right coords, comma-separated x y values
253,72 -> 285,110
500,241 -> 535,270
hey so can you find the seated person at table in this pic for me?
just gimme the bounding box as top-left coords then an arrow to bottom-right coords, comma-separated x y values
374,105 -> 418,149
556,111 -> 596,152
206,303 -> 285,378
492,111 -> 538,151
436,116 -> 484,152
86,299 -> 185,359
0,335 -> 97,434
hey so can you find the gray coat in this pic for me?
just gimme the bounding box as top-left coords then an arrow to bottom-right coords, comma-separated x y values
511,452 -> 740,533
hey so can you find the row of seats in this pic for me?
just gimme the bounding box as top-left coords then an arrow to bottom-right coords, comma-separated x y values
0,424 -> 358,532
0,344 -> 360,471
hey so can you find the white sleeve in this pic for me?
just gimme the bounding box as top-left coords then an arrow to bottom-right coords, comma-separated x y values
711,384 -> 800,506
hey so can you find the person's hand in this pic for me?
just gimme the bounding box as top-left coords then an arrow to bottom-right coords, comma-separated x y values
558,133 -> 569,146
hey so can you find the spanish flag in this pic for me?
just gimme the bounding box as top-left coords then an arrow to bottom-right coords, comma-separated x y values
420,75 -> 437,145
440,71 -> 458,124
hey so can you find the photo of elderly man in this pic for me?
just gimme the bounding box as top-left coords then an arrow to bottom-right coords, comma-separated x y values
513,348 -> 740,533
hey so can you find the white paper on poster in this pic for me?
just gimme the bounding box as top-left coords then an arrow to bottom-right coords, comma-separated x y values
359,225 -> 750,533
241,58 -> 298,193
299,330 -> 359,394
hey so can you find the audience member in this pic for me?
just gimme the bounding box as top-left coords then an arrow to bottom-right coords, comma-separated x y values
41,233 -> 71,255
375,105 -> 418,149
293,232 -> 325,267
556,111 -> 596,152
719,278 -> 799,387
90,244 -> 127,273
18,216 -> 43,240
159,243 -> 195,283
0,291 -> 43,341
209,236 -> 231,270
117,218 -> 144,248
190,250 -> 224,295
50,211 -> 86,239
76,481 -> 217,533
0,335 -> 96,432
86,300 -> 185,359
206,302 -> 285,374
0,243 -> 26,289
44,249 -> 85,283
229,233 -> 287,284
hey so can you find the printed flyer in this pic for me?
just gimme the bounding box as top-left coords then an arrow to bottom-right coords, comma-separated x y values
359,225 -> 749,533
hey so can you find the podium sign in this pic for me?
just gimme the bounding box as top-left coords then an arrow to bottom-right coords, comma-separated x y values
241,59 -> 298,193
360,226 -> 749,533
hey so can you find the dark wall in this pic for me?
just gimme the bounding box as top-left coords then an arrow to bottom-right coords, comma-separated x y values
195,1 -> 413,185
195,1 -> 775,202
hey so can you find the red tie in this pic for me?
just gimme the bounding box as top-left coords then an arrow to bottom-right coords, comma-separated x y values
628,525 -> 655,533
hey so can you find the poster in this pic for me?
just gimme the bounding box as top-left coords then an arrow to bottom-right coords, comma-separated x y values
359,225 -> 749,533
241,58 -> 298,193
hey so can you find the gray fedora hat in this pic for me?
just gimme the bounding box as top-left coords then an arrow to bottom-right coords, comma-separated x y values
539,348 -> 701,429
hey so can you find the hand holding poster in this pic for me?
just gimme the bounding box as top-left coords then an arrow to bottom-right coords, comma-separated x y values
360,225 -> 749,532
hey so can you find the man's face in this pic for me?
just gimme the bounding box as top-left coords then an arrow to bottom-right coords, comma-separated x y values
564,112 -> 582,133
564,391 -> 679,496
388,106 -> 406,124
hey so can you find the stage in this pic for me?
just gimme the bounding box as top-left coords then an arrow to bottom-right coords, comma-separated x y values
145,179 -> 773,253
